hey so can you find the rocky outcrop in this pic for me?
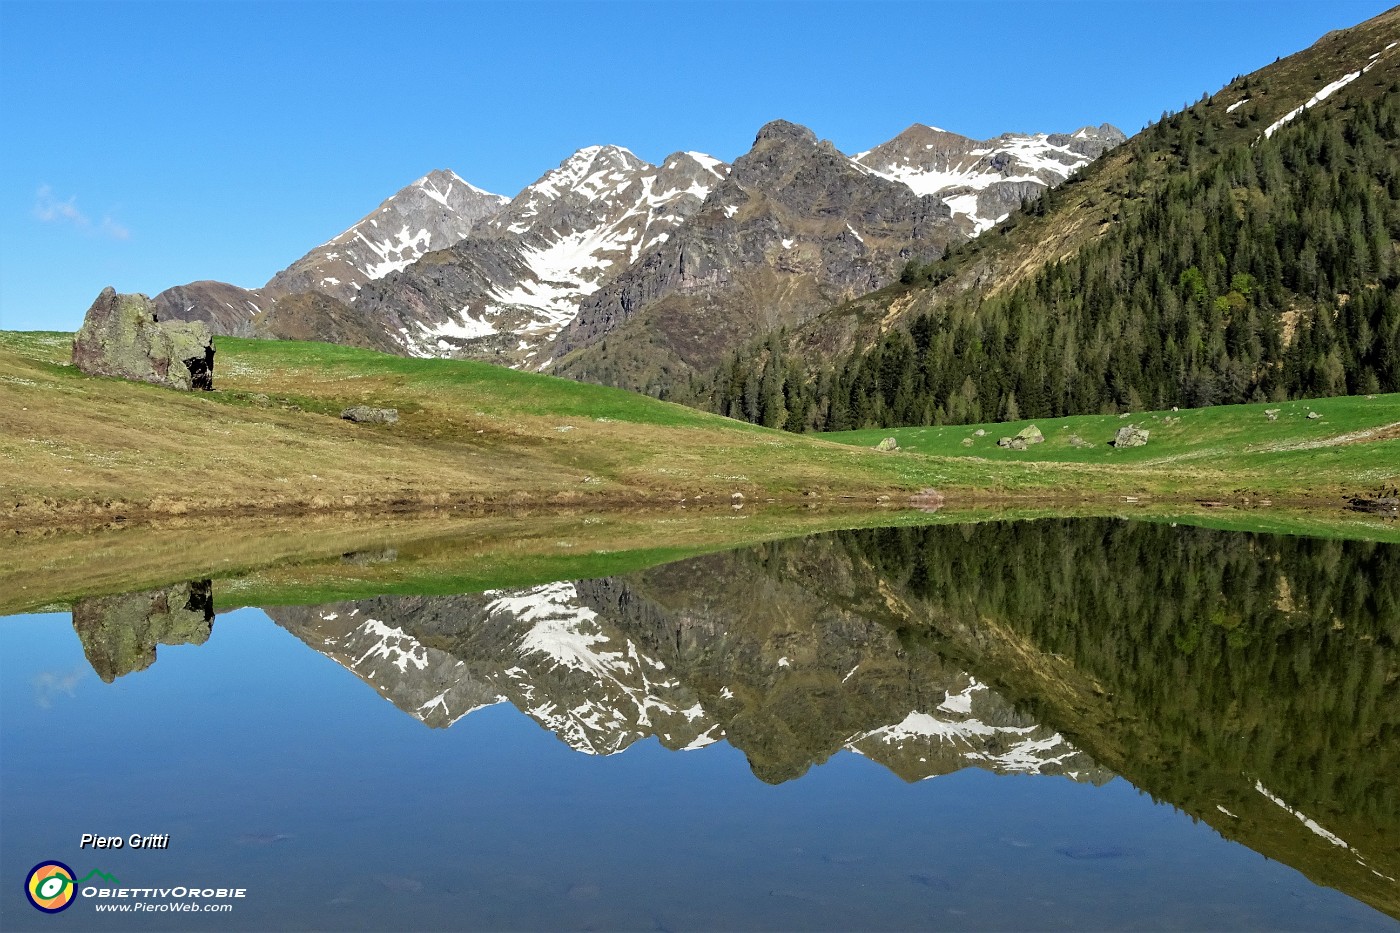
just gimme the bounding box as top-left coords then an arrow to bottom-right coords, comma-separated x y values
71,581 -> 214,682
72,287 -> 215,390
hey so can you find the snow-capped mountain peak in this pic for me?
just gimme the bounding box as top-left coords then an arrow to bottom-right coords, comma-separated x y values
853,122 -> 1125,234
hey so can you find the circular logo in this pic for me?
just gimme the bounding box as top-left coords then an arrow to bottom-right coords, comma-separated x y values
25,861 -> 77,913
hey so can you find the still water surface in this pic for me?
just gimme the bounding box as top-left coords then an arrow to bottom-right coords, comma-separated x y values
2,519 -> 1397,930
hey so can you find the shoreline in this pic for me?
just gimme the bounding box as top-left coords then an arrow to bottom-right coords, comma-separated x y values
2,484 -> 1383,535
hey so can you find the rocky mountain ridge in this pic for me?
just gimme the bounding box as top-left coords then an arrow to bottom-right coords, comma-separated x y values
852,123 -> 1126,234
349,146 -> 730,367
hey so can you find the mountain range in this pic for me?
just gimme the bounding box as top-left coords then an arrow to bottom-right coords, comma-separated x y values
151,120 -> 1122,378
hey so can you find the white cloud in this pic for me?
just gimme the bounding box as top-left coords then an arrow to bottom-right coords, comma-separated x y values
33,184 -> 130,240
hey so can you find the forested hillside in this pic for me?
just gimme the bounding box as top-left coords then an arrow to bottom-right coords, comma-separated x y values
692,13 -> 1400,430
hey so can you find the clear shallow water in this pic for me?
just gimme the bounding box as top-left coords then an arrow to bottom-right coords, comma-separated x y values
2,520 -> 1397,931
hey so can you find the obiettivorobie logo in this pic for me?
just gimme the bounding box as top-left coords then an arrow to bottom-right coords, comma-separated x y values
24,862 -> 118,913
24,861 -> 246,915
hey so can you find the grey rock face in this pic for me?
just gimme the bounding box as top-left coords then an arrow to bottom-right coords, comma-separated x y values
874,437 -> 899,451
854,122 -> 1127,234
349,147 -> 730,367
997,425 -> 1043,449
341,406 -> 398,424
551,119 -> 964,387
73,287 -> 215,391
1112,425 -> 1150,448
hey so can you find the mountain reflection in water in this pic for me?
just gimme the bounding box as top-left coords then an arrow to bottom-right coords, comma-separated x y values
55,519 -> 1400,924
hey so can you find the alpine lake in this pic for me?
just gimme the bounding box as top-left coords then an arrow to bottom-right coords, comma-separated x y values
2,511 -> 1397,931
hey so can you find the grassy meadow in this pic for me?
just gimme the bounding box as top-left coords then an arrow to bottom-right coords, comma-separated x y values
1,331 -> 1397,534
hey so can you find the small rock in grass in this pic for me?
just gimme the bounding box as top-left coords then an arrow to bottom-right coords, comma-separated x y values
961,437 -> 974,447
1307,411 -> 1321,420
874,437 -> 899,452
341,406 -> 398,424
973,429 -> 987,437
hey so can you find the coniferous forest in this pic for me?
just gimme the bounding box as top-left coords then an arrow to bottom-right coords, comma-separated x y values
698,87 -> 1400,430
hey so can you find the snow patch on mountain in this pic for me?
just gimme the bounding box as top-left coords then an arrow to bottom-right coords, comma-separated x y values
1262,41 -> 1397,141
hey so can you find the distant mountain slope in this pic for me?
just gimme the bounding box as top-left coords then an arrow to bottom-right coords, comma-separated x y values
151,169 -> 508,334
263,169 -> 509,303
150,280 -> 268,335
694,6 -> 1400,429
348,146 -> 729,367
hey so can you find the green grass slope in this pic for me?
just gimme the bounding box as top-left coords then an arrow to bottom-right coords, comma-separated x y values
821,393 -> 1400,500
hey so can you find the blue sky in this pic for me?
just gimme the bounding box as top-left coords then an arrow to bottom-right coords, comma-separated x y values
1,1 -> 1392,331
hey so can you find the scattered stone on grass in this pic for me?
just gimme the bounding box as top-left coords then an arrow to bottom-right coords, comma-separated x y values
874,437 -> 899,452
341,406 -> 398,424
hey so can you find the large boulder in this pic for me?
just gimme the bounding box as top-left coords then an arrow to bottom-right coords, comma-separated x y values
1016,424 -> 1044,444
72,287 -> 215,390
1112,425 -> 1150,448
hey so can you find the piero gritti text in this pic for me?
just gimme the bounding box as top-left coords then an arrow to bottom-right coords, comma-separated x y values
81,833 -> 170,849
